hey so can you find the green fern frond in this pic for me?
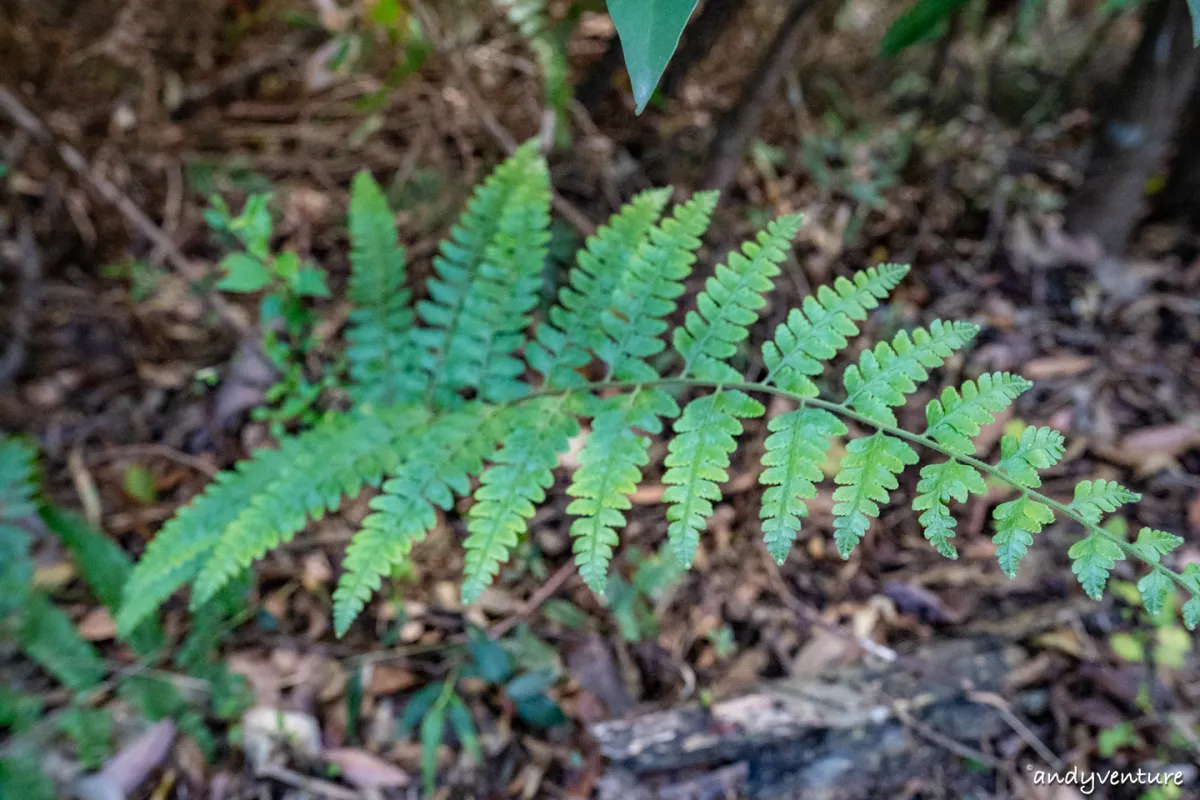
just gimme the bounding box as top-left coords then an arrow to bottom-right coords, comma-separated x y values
462,399 -> 578,602
528,188 -> 672,388
674,215 -> 803,381
842,320 -> 979,426
762,263 -> 909,396
913,461 -> 986,558
1069,533 -> 1126,600
416,142 -> 551,406
832,431 -> 918,558
923,372 -> 1031,456
333,407 -> 500,635
118,438 -> 309,637
992,496 -> 1055,578
19,593 -> 106,692
188,406 -> 432,609
567,389 -> 676,592
346,170 -> 422,404
0,436 -> 38,621
596,191 -> 719,381
996,426 -> 1065,488
42,507 -> 164,656
664,389 -> 765,567
759,407 -> 846,564
1068,479 -> 1140,524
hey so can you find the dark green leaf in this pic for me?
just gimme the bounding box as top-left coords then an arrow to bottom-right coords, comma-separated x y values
514,693 -> 566,728
505,669 -> 556,702
419,704 -> 446,796
446,694 -> 481,764
880,0 -> 968,57
607,0 -> 699,113
399,682 -> 445,738
467,629 -> 513,684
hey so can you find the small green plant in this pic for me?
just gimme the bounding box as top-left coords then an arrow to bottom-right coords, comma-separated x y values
800,111 -> 914,244
0,436 -> 252,795
206,193 -> 338,433
118,142 -> 1200,648
401,627 -> 564,795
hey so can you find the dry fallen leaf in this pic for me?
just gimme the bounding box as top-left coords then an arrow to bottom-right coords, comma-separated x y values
322,748 -> 410,789
77,607 -> 118,641
1021,354 -> 1095,380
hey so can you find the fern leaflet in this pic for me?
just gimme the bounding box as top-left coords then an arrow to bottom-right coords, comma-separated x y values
567,390 -> 675,592
0,436 -> 38,621
416,142 -> 551,405
990,425 -> 1065,577
188,406 -> 432,609
674,215 -> 803,381
759,407 -> 846,564
1069,533 -> 1126,600
762,263 -> 909,396
664,390 -> 765,567
842,320 -> 978,426
462,399 -> 578,602
346,170 -> 422,404
597,191 -> 718,381
1068,479 -> 1140,524
333,407 -> 500,635
528,188 -> 671,387
832,431 -> 918,557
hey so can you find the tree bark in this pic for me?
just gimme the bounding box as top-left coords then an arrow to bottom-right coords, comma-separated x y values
1064,0 -> 1200,256
1157,60 -> 1200,222
703,0 -> 821,195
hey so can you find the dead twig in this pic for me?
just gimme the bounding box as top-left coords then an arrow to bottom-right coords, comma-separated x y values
489,560 -> 577,639
0,85 -> 249,333
968,690 -> 1064,771
91,443 -> 219,477
0,219 -> 40,387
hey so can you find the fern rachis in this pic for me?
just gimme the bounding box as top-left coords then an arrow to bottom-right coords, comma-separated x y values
117,144 -> 1200,640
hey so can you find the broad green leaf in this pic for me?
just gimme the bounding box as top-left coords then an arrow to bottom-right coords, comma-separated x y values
447,694 -> 482,764
216,253 -> 270,292
419,703 -> 446,795
608,0 -> 699,113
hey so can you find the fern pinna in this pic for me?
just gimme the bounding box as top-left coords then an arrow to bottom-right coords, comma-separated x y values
117,142 -> 1200,639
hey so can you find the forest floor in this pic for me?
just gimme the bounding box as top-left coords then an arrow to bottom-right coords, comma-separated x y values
2,1 -> 1200,799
